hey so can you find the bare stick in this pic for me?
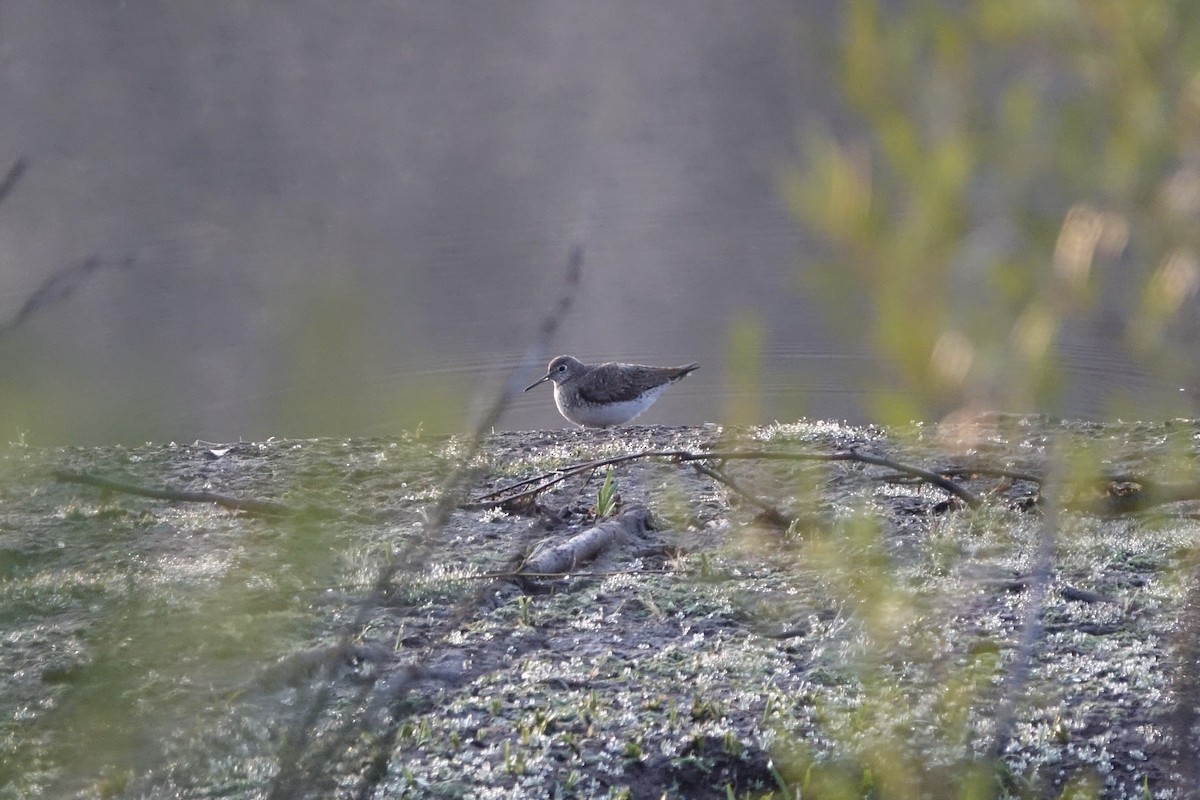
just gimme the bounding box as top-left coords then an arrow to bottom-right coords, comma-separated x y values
702,450 -> 982,508
275,246 -> 584,800
0,255 -> 135,339
691,463 -> 789,527
988,451 -> 1060,766
469,447 -> 983,510
1166,556 -> 1200,791
937,466 -> 1044,484
52,470 -> 296,517
1087,478 -> 1200,515
458,566 -> 671,582
0,157 -> 29,209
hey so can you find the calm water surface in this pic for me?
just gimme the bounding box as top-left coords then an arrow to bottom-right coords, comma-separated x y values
0,2 -> 1194,444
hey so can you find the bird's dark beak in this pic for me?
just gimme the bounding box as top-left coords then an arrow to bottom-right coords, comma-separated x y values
524,373 -> 552,392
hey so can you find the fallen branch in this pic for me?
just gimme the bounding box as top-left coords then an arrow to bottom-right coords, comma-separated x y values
930,467 -> 1200,515
52,470 -> 297,517
0,156 -> 28,210
519,507 -> 652,576
1165,555 -> 1200,790
808,450 -> 982,508
937,466 -> 1044,485
690,463 -> 790,528
988,459 -> 1061,766
468,447 -> 983,510
477,566 -> 669,581
977,575 -> 1115,604
1085,477 -> 1200,515
0,255 -> 135,339
465,450 -> 681,509
328,245 -> 585,800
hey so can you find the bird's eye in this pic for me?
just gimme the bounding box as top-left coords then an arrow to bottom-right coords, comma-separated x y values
557,364 -> 567,372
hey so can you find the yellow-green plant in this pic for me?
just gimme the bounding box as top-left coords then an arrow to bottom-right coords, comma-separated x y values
594,467 -> 619,517
769,1 -> 1200,796
784,0 -> 1200,424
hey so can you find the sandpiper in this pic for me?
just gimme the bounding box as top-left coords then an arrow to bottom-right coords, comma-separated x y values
524,355 -> 699,428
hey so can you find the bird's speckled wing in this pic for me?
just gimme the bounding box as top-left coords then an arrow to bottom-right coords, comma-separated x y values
574,362 -> 698,404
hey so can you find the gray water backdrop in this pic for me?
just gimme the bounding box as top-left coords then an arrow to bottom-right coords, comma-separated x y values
0,2 -> 1191,444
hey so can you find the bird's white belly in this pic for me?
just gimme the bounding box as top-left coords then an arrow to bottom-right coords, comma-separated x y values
555,385 -> 666,427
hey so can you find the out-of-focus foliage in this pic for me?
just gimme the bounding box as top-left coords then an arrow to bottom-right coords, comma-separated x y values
784,0 -> 1200,424
772,1 -> 1200,796
724,314 -> 766,426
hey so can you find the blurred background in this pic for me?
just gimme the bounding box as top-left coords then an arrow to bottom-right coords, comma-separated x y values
1,0 -> 1198,445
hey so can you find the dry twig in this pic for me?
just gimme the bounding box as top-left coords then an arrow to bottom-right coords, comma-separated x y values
689,462 -> 789,528
988,457 -> 1060,767
470,447 -> 984,511
326,245 -> 585,800
52,469 -> 297,517
0,156 -> 28,209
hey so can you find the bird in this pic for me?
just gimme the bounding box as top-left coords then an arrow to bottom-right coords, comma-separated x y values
524,355 -> 699,428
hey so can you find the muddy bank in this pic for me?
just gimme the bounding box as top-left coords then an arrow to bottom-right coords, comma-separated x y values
0,418 -> 1197,799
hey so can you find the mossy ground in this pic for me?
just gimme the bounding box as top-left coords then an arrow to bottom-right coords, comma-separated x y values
0,419 -> 1195,798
